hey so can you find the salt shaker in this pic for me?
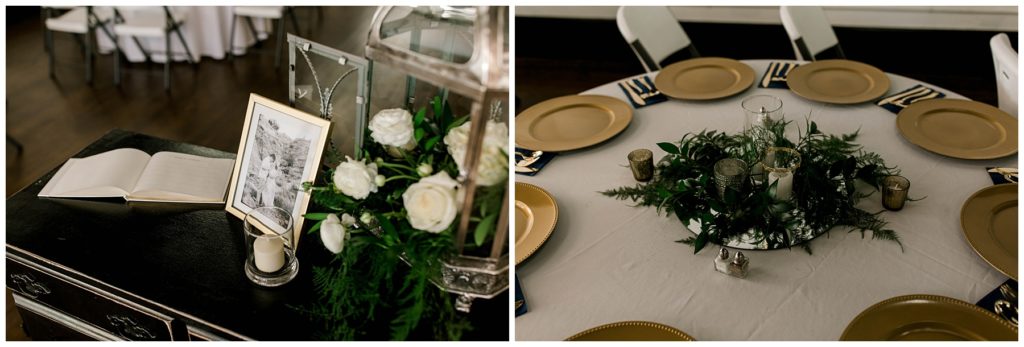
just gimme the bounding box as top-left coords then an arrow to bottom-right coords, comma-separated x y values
713,248 -> 731,274
727,252 -> 750,278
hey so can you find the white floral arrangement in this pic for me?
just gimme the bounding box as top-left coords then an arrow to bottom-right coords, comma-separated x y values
301,97 -> 508,340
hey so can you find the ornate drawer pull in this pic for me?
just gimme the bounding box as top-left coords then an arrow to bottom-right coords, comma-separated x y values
107,315 -> 156,340
10,273 -> 51,299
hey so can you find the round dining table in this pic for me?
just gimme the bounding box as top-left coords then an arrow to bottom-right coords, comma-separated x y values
515,59 -> 1017,340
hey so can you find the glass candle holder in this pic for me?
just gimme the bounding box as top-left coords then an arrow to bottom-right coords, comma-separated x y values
882,175 -> 910,211
763,147 -> 801,201
244,206 -> 299,287
628,149 -> 654,182
714,158 -> 748,200
742,95 -> 783,131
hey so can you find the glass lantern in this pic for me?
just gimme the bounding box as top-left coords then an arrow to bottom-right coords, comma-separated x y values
366,6 -> 509,312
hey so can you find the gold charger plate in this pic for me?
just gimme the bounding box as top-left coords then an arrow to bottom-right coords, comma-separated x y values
515,182 -> 558,265
787,59 -> 891,104
961,184 -> 1018,280
841,294 -> 1017,341
654,57 -> 755,100
515,95 -> 633,152
897,99 -> 1018,160
566,321 -> 695,341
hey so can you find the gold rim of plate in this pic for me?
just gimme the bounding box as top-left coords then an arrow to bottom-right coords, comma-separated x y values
654,57 -> 755,100
960,184 -> 1018,280
515,182 -> 558,265
566,321 -> 695,341
841,294 -> 1018,341
514,94 -> 633,152
897,99 -> 1018,160
786,59 -> 891,104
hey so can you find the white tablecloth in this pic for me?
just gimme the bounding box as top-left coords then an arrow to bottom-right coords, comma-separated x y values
515,59 -> 1017,341
96,6 -> 270,63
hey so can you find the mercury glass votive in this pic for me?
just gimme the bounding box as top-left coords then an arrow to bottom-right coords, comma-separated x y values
628,149 -> 654,182
882,175 -> 911,211
714,158 -> 748,200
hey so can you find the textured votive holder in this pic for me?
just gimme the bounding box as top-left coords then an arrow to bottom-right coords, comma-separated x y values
714,158 -> 748,200
628,149 -> 654,182
882,175 -> 910,211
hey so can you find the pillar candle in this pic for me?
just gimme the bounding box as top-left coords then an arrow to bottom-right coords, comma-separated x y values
769,171 -> 794,201
254,236 -> 285,273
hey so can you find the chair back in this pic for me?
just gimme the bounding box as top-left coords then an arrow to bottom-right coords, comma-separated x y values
780,6 -> 844,61
990,33 -> 1018,117
616,6 -> 697,72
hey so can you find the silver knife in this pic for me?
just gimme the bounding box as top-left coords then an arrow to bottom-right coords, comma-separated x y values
638,76 -> 661,96
621,81 -> 646,106
761,62 -> 777,87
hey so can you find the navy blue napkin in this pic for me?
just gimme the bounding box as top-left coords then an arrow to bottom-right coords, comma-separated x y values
987,167 -> 1018,185
515,275 -> 528,317
516,147 -> 557,176
976,279 -> 1017,324
876,84 -> 946,114
617,75 -> 667,108
759,61 -> 800,89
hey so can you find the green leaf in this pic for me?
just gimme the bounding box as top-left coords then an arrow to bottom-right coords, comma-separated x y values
413,107 -> 426,126
432,96 -> 442,119
693,231 -> 709,254
657,142 -> 680,154
473,214 -> 498,246
446,116 -> 469,132
425,135 -> 442,151
307,220 -> 324,234
304,212 -> 331,221
414,128 -> 425,142
809,121 -> 819,134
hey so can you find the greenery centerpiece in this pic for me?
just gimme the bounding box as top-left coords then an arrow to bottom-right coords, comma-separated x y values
301,96 -> 508,340
602,119 -> 906,254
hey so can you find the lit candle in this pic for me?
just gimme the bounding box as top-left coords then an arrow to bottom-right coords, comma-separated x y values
769,171 -> 793,201
253,237 -> 285,273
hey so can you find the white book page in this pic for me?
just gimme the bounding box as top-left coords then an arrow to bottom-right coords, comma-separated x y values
38,148 -> 151,197
129,152 -> 235,203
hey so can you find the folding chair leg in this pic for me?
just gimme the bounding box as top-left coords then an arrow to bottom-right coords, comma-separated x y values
244,17 -> 260,48
45,28 -> 55,79
275,18 -> 284,68
171,24 -> 195,65
133,37 -> 151,63
228,14 -> 237,59
84,32 -> 93,84
287,7 -> 300,34
164,32 -> 171,91
114,37 -> 121,86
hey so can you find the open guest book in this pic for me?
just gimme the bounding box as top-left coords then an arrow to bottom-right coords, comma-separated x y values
39,148 -> 235,203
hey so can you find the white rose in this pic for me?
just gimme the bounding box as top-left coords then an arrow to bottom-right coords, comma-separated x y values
417,163 -> 433,177
402,172 -> 463,233
340,213 -> 357,227
359,212 -> 374,225
332,156 -> 378,200
320,214 -> 346,254
443,121 -> 509,186
368,108 -> 416,149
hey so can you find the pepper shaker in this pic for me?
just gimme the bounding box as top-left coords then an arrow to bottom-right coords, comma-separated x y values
713,247 -> 731,274
727,251 -> 750,278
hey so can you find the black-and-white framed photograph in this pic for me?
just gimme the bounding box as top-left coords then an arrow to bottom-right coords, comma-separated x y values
226,93 -> 331,246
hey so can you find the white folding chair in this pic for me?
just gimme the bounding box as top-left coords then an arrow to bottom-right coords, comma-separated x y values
43,6 -> 118,83
780,6 -> 845,61
990,33 -> 1018,117
112,6 -> 195,91
616,6 -> 699,72
228,6 -> 301,68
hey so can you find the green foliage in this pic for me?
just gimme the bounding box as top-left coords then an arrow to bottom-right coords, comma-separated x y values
602,119 -> 904,254
298,96 -> 504,340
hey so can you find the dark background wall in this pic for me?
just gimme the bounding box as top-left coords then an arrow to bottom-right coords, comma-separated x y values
515,16 -> 1018,113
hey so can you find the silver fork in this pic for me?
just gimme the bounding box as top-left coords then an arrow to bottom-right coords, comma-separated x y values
995,283 -> 1018,326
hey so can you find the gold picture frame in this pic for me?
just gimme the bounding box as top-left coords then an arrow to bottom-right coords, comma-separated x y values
225,93 -> 331,248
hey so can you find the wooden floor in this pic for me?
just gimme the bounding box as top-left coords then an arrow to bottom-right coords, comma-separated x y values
5,6 -> 381,340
